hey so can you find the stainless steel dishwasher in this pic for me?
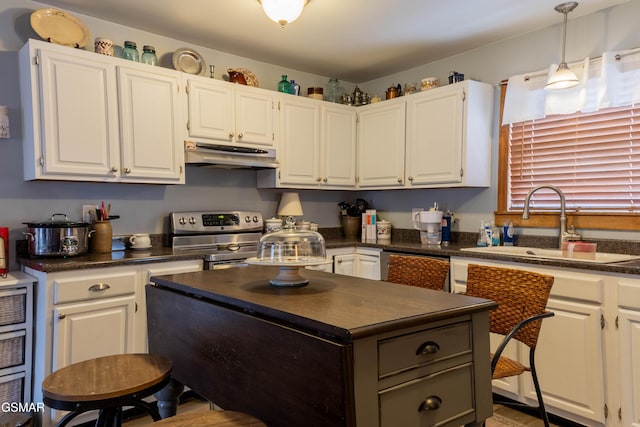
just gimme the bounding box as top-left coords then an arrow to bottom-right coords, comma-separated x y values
379,251 -> 451,292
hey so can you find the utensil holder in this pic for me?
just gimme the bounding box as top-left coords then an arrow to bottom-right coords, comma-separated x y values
90,220 -> 112,253
341,216 -> 361,238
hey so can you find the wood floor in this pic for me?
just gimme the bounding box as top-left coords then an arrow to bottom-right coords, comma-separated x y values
122,396 -> 560,427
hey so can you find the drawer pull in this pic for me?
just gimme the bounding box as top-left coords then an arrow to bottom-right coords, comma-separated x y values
88,283 -> 111,292
58,313 -> 66,320
418,396 -> 442,412
416,341 -> 440,355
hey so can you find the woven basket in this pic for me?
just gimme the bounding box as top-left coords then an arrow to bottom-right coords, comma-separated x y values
0,334 -> 25,369
0,376 -> 23,403
0,294 -> 26,326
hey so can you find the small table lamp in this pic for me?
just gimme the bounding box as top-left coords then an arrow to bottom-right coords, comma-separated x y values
277,192 -> 303,228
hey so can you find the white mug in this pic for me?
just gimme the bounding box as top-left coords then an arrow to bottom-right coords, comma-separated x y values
129,233 -> 151,248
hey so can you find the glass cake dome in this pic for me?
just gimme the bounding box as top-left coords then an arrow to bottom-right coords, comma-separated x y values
245,226 -> 329,286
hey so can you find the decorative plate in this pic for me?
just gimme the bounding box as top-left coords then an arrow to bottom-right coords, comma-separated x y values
228,68 -> 259,87
172,48 -> 206,76
30,8 -> 90,48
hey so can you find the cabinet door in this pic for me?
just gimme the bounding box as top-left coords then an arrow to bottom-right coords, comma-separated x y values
357,101 -> 405,188
118,65 -> 184,183
52,295 -> 135,371
617,279 -> 640,427
406,86 -> 463,186
35,46 -> 120,180
334,254 -> 356,276
530,295 -> 605,424
357,255 -> 380,280
186,77 -> 234,142
279,97 -> 321,185
234,86 -> 275,148
322,103 -> 356,187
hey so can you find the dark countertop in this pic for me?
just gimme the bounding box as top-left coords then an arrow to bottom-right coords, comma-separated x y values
149,266 -> 496,342
18,231 -> 640,275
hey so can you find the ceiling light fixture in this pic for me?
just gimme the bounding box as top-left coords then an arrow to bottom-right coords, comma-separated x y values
258,0 -> 309,28
546,2 -> 579,90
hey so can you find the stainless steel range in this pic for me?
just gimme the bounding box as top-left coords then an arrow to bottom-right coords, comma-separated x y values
170,211 -> 263,270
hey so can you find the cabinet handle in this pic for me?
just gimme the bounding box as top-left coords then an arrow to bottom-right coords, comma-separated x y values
237,133 -> 243,138
322,178 -> 328,182
89,283 -> 111,292
58,313 -> 66,320
228,132 -> 234,139
416,341 -> 440,355
123,167 -> 131,174
418,396 -> 442,412
110,166 -> 118,173
408,176 -> 414,181
337,259 -> 342,263
397,177 -> 402,183
316,177 -> 322,182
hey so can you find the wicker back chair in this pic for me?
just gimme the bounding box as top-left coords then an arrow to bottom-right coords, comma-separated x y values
465,264 -> 555,427
386,254 -> 450,291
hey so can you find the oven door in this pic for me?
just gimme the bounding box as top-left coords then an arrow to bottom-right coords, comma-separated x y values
206,259 -> 249,270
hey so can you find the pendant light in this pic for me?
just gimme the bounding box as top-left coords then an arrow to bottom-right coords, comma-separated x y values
258,0 -> 309,28
546,2 -> 579,90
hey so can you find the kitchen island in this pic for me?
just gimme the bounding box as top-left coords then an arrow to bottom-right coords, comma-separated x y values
147,265 -> 496,427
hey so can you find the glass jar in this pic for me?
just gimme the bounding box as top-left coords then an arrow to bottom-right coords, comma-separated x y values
122,41 -> 139,62
277,75 -> 292,94
141,45 -> 158,66
325,78 -> 343,103
290,79 -> 300,96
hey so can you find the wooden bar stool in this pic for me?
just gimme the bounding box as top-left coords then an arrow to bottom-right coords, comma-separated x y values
151,410 -> 266,426
42,354 -> 172,427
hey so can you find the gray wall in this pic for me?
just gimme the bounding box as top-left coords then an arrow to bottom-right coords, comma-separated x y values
1,0 -> 639,270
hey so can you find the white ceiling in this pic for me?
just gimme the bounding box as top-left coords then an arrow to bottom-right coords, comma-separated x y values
36,0 -> 629,82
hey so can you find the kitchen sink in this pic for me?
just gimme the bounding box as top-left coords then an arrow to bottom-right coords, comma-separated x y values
460,246 -> 640,264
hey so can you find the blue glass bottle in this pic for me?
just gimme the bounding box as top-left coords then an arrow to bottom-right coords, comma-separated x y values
122,41 -> 139,62
141,45 -> 158,66
290,80 -> 300,96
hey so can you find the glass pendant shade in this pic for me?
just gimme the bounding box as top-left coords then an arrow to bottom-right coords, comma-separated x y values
259,0 -> 306,28
546,62 -> 579,89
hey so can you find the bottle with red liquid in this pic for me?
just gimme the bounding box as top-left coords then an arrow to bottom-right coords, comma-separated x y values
0,227 -> 8,277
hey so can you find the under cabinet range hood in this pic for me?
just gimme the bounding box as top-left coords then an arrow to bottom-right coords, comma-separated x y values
184,141 -> 279,169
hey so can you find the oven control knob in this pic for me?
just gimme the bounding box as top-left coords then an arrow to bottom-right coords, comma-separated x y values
189,217 -> 197,225
245,216 -> 251,223
252,216 -> 259,223
178,217 -> 186,225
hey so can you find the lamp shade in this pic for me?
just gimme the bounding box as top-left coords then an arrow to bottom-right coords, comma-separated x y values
277,192 -> 303,217
546,62 -> 579,90
259,0 -> 306,27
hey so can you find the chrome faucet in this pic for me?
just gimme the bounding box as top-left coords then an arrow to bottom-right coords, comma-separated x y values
522,185 -> 581,248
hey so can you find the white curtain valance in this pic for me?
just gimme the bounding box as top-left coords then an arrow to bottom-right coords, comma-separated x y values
502,48 -> 640,125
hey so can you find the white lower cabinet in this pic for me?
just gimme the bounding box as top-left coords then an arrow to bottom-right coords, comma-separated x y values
329,247 -> 381,280
450,257 -> 608,426
25,259 -> 202,427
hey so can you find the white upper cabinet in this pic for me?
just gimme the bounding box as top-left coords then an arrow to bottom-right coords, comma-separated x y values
405,80 -> 493,188
19,39 -> 184,184
257,96 -> 356,189
357,99 -> 406,188
183,75 -> 276,149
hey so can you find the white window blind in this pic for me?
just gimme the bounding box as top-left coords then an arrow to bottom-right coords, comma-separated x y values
508,104 -> 640,211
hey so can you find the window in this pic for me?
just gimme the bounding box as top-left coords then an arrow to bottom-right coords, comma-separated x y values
496,83 -> 640,231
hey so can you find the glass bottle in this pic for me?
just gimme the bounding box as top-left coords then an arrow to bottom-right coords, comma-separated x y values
122,41 -> 139,62
141,45 -> 158,66
277,75 -> 292,94
290,80 -> 300,96
326,78 -> 342,103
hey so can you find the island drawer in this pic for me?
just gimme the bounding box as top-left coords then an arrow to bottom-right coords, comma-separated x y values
379,362 -> 473,426
378,321 -> 471,377
53,271 -> 137,304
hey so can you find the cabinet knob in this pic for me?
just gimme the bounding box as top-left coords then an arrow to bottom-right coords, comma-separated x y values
88,283 -> 111,292
322,178 -> 328,182
416,341 -> 440,355
228,132 -> 234,139
316,177 -> 322,182
58,313 -> 66,320
237,133 -> 243,139
337,259 -> 342,263
418,396 -> 442,412
397,178 -> 402,183
124,168 -> 132,174
408,176 -> 414,181
110,166 -> 118,173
